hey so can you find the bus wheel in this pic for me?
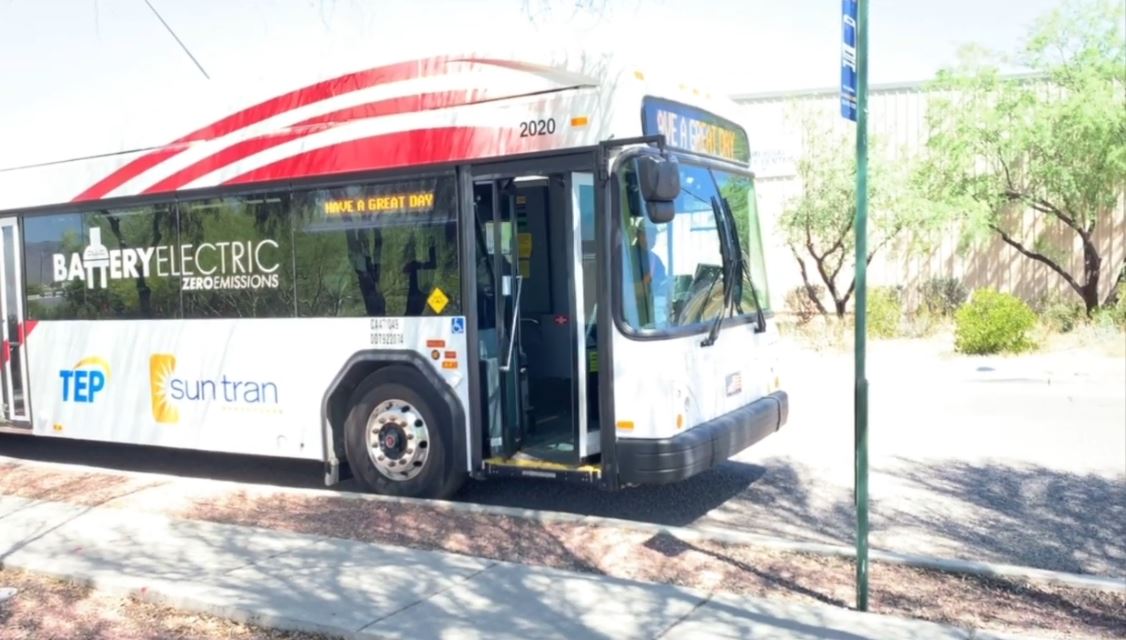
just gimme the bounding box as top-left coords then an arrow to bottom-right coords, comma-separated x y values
343,368 -> 462,499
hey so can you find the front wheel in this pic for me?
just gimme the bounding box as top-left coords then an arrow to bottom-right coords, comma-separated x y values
343,367 -> 464,499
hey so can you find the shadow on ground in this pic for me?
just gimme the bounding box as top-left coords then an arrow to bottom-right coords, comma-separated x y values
4,434 -> 1123,576
0,434 -> 330,489
693,456 -> 1125,577
883,459 -> 1126,576
454,460 -> 768,526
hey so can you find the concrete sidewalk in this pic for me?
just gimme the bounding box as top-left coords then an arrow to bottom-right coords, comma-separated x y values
0,494 -> 1035,640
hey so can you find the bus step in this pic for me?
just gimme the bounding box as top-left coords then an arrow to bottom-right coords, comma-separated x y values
483,456 -> 601,483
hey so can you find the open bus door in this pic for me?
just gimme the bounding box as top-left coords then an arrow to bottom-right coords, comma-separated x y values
472,157 -> 602,481
0,217 -> 31,428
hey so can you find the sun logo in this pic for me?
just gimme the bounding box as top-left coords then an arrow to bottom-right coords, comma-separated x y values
149,354 -> 179,424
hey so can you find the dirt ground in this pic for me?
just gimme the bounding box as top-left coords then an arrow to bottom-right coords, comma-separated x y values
1,461 -> 1123,639
0,568 -> 335,640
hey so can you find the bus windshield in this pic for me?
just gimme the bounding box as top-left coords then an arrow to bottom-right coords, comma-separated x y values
617,156 -> 769,333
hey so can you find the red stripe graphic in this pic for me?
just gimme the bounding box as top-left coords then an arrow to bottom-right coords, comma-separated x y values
141,129 -> 321,195
73,146 -> 187,204
143,90 -> 487,195
72,57 -> 456,202
291,90 -> 486,128
19,320 -> 38,342
222,125 -> 555,186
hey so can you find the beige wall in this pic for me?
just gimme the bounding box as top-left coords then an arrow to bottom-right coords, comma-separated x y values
735,83 -> 1126,314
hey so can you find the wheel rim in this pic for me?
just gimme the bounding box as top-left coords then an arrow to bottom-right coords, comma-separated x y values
366,398 -> 430,481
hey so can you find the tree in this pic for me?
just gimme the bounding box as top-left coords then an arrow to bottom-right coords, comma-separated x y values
921,0 -> 1126,314
779,114 -> 922,318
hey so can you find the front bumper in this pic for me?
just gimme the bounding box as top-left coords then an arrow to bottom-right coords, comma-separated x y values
616,390 -> 788,485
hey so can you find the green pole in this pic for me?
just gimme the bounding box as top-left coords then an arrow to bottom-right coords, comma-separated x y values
853,0 -> 871,613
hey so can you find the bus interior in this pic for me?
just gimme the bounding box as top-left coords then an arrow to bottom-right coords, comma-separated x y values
473,167 -> 599,470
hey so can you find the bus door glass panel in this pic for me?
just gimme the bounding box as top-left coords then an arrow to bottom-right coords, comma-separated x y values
493,183 -> 523,457
474,181 -> 522,457
571,172 -> 598,456
0,219 -> 29,422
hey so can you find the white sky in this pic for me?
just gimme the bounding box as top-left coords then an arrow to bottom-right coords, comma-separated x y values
0,0 -> 1063,92
0,0 -> 1064,168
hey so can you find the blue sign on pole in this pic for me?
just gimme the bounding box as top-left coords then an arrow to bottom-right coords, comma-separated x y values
841,0 -> 859,121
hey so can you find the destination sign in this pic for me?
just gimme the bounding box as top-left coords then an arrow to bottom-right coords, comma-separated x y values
322,191 -> 435,216
641,97 -> 750,163
311,177 -> 448,227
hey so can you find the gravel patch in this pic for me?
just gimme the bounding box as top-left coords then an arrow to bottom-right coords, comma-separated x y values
0,568 -> 337,640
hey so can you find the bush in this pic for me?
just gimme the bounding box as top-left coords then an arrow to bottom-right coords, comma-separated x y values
1109,283 -> 1126,329
785,285 -> 825,325
1037,297 -> 1086,333
867,286 -> 903,338
954,289 -> 1037,354
919,277 -> 968,317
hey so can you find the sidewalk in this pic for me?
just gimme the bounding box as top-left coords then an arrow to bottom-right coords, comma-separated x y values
0,494 -> 1036,640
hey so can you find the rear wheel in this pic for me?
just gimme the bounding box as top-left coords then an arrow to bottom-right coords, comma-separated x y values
343,367 -> 464,499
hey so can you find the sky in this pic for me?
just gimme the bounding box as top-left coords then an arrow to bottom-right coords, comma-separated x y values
0,0 -> 1067,167
0,0 -> 1065,92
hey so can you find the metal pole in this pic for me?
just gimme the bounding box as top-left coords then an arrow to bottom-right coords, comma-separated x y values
853,0 -> 871,613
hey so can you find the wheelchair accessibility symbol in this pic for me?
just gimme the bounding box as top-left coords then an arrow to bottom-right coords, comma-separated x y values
451,317 -> 465,334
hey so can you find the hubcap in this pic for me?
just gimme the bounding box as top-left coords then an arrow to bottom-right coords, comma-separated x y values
366,399 -> 430,481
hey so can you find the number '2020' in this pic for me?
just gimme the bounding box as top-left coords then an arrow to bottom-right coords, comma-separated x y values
519,119 -> 556,137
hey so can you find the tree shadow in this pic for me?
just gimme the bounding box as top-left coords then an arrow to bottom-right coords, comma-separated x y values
883,458 -> 1126,576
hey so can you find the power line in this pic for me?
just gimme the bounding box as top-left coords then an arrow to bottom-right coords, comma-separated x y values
142,0 -> 210,80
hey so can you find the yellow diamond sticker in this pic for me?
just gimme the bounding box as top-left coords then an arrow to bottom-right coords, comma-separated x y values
427,287 -> 450,314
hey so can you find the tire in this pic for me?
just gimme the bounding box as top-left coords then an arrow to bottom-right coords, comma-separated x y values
343,366 -> 465,499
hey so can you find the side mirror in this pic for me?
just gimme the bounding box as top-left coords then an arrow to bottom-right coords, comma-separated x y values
637,156 -> 680,224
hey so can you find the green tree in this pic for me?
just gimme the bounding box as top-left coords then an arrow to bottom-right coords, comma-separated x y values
779,113 -> 925,318
922,0 -> 1126,314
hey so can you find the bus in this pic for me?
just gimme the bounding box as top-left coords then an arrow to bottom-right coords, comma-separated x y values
0,51 -> 788,498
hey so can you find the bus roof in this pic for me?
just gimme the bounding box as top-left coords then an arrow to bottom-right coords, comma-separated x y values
0,48 -> 750,213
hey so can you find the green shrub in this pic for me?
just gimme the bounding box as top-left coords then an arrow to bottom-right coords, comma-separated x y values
1037,298 -> 1086,333
1110,283 -> 1126,329
867,286 -> 903,338
919,277 -> 968,317
785,285 -> 825,325
954,289 -> 1037,354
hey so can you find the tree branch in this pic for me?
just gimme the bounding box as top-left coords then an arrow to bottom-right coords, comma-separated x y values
990,223 -> 1084,295
1002,189 -> 1089,242
790,245 -> 828,315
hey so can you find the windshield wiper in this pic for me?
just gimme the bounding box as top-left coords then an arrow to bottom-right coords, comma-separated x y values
701,196 -> 736,347
721,196 -> 765,333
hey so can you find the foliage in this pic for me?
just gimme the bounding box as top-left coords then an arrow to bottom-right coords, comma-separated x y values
867,286 -> 903,339
1099,283 -> 1126,329
785,284 -> 825,325
921,0 -> 1126,314
954,289 -> 1038,354
1033,294 -> 1087,333
779,111 -> 931,318
919,276 -> 968,317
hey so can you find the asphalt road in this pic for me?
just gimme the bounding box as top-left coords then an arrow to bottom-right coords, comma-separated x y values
2,339 -> 1123,577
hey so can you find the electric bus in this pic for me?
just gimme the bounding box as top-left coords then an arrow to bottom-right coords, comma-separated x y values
0,51 -> 788,498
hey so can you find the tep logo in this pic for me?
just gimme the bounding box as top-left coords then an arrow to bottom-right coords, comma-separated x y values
149,354 -> 180,424
59,357 -> 111,403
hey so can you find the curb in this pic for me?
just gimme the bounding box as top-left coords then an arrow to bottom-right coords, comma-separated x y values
4,454 -> 1124,594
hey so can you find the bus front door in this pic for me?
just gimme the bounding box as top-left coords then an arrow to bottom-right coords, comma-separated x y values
472,162 -> 601,473
0,218 -> 31,427
474,181 -> 525,458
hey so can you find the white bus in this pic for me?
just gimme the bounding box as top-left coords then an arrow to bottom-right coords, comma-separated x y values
0,51 -> 788,498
